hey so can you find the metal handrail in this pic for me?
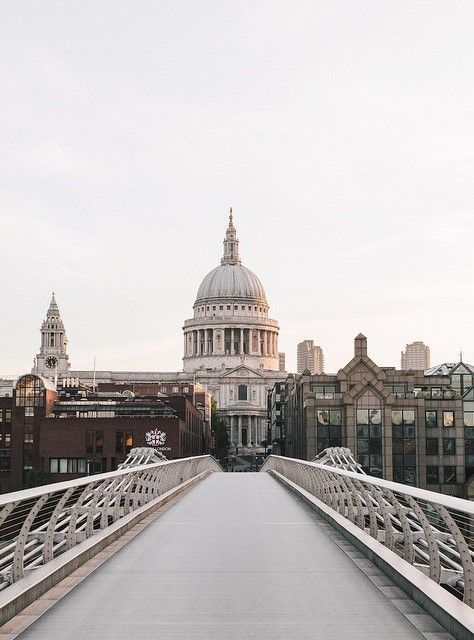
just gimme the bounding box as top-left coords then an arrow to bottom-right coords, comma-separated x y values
261,454 -> 474,606
0,455 -> 221,589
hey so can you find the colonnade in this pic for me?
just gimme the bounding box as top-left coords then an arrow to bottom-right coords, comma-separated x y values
184,328 -> 278,358
227,415 -> 267,448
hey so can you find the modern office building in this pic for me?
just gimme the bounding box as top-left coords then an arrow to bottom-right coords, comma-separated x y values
278,353 -> 286,372
401,341 -> 430,370
270,334 -> 474,497
296,340 -> 324,374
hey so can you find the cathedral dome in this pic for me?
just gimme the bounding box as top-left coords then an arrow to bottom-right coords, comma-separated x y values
195,263 -> 266,303
194,210 -> 267,305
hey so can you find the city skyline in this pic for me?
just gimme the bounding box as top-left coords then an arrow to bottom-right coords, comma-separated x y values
1,2 -> 473,375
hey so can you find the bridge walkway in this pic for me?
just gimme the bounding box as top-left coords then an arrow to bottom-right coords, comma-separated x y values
16,473 -> 448,639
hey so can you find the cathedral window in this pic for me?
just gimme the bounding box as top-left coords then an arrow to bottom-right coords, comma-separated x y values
238,385 -> 248,401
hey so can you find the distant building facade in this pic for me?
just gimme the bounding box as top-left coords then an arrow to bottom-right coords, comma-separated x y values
0,374 -> 208,493
278,353 -> 286,372
296,340 -> 324,374
270,334 -> 474,498
401,341 -> 430,370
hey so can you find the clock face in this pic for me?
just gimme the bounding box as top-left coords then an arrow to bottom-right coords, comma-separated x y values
45,355 -> 58,370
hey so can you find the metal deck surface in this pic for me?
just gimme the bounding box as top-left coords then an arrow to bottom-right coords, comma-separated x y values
18,473 -> 430,639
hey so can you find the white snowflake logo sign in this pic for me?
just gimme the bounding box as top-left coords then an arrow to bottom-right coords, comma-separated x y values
145,428 -> 167,447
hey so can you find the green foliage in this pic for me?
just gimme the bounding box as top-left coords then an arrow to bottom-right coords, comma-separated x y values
211,397 -> 229,451
24,468 -> 52,489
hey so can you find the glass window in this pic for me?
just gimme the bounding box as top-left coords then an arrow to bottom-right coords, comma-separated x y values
95,431 -> 103,453
116,431 -> 123,453
318,426 -> 329,439
357,409 -> 369,425
426,438 -> 438,455
391,410 -> 403,426
317,410 -> 329,426
403,424 -> 415,438
59,458 -> 68,473
357,425 -> 369,438
403,410 -> 415,425
125,432 -> 133,452
464,412 -> 474,427
426,466 -> 439,484
443,411 -> 454,427
86,431 -> 93,453
425,411 -> 437,428
50,458 -> 59,473
329,410 -> 342,426
369,409 -> 381,425
431,388 -> 442,399
238,385 -> 248,401
443,438 -> 456,455
77,459 -> 86,473
15,375 -> 44,407
370,424 -> 381,438
443,466 -> 457,484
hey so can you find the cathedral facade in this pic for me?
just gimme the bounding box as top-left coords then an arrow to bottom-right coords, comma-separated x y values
183,212 -> 284,451
35,212 -> 285,453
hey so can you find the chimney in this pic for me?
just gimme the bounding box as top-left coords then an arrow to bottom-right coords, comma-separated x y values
354,334 -> 367,357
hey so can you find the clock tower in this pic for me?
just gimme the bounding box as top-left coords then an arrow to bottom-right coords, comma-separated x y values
33,293 -> 71,379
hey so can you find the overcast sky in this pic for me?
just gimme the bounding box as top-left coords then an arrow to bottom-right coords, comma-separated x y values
1,1 -> 473,376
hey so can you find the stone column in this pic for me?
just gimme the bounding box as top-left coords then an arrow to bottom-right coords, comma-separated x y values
238,415 -> 242,447
208,329 -> 213,354
240,328 -> 244,354
263,331 -> 268,356
231,328 -> 235,355
201,330 -> 206,355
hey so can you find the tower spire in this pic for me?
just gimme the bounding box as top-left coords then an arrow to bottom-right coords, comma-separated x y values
33,293 -> 70,378
221,207 -> 241,265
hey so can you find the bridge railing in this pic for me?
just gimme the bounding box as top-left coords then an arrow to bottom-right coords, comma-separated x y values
0,455 -> 221,589
261,455 -> 474,607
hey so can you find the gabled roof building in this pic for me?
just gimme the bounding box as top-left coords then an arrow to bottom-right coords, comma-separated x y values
273,335 -> 474,497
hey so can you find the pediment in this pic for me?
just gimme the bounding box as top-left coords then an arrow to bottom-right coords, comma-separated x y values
453,363 -> 472,375
221,365 -> 264,379
345,380 -> 393,405
338,355 -> 385,382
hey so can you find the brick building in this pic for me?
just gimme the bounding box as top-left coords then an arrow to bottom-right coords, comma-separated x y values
0,374 -> 209,492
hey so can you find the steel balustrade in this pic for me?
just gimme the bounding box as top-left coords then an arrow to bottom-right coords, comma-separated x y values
261,454 -> 474,606
0,455 -> 221,589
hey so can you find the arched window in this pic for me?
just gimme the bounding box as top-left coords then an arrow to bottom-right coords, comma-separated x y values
238,385 -> 248,401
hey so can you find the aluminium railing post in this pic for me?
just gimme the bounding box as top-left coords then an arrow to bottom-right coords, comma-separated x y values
12,493 -> 51,582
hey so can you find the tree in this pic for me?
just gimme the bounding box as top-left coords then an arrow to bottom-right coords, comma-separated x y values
210,398 -> 229,463
24,468 -> 52,489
